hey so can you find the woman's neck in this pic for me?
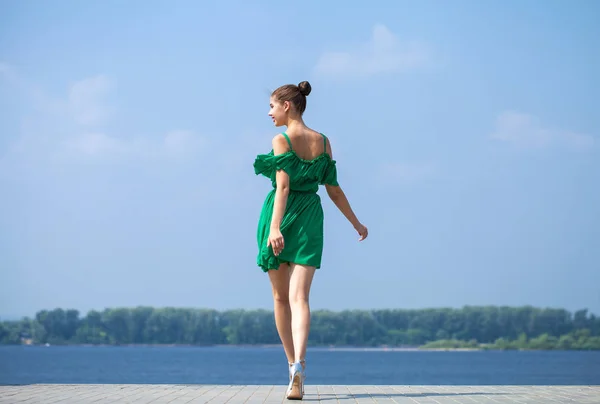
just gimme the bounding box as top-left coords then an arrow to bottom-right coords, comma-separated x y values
286,116 -> 305,131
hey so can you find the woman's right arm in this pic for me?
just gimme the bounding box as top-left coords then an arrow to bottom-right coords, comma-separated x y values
324,140 -> 368,241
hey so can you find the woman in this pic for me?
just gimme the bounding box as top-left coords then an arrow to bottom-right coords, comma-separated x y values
254,81 -> 368,400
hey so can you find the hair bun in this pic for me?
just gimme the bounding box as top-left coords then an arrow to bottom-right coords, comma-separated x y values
298,81 -> 311,97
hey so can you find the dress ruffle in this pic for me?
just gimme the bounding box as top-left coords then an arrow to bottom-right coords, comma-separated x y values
253,150 -> 339,189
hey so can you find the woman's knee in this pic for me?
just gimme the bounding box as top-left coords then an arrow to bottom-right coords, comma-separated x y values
289,293 -> 309,306
272,290 -> 290,304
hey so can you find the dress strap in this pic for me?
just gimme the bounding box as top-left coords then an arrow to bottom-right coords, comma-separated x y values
320,133 -> 327,152
282,132 -> 293,150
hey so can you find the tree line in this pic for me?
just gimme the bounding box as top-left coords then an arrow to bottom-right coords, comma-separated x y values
1,305 -> 599,350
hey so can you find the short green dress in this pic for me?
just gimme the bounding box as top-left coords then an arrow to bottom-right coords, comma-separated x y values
253,132 -> 339,272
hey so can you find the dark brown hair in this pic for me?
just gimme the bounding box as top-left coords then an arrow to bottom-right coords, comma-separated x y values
271,81 -> 312,115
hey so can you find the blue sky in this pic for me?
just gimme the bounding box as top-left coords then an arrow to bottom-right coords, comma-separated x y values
1,0 -> 599,319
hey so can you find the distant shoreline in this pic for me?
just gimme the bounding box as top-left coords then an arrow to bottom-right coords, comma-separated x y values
5,306 -> 598,350
5,342 -> 468,350
0,343 -> 545,352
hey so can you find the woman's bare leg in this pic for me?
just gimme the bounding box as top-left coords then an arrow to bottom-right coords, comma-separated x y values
268,263 -> 295,364
289,263 -> 316,366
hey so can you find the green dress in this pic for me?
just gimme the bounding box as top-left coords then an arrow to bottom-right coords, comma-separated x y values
253,132 -> 339,272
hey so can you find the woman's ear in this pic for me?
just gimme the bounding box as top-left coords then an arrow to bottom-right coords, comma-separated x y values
283,100 -> 290,112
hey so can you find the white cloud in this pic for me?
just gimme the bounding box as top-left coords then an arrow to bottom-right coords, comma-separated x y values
314,24 -> 428,78
1,66 -> 202,163
61,130 -> 205,161
490,111 -> 595,151
67,75 -> 112,126
63,133 -> 127,156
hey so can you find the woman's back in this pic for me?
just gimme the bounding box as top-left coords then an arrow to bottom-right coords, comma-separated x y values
283,128 -> 329,161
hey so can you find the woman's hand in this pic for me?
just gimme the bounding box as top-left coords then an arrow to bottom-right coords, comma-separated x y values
355,223 -> 368,241
267,228 -> 285,256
